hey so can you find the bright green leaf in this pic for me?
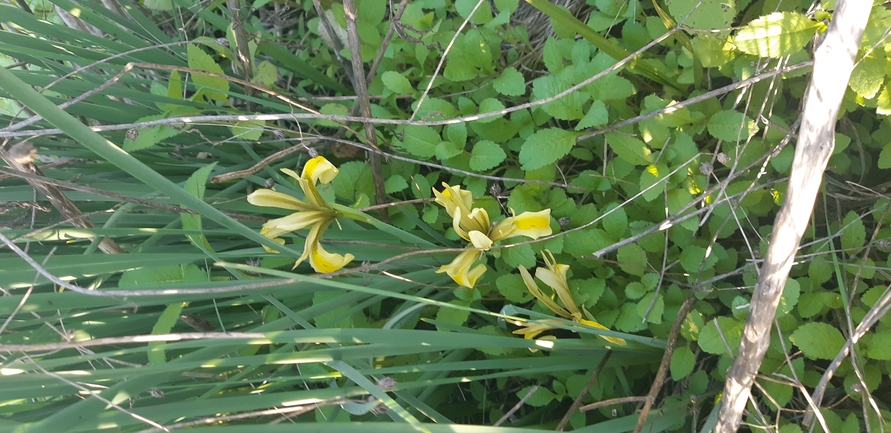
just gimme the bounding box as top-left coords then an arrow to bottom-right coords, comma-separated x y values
605,132 -> 652,165
699,317 -> 743,355
384,175 -> 409,193
187,44 -> 229,101
617,244 -> 647,276
470,140 -> 506,171
494,67 -> 526,96
576,100 -> 609,130
733,12 -> 818,58
790,322 -> 845,360
519,128 -> 581,171
516,385 -> 556,407
670,345 -> 695,380
477,98 -> 506,124
401,125 -> 441,158
841,211 -> 866,251
381,71 -> 414,94
707,110 -> 759,142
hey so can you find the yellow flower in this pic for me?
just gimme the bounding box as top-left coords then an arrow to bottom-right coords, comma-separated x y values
513,250 -> 625,346
433,183 -> 553,289
247,156 -> 354,273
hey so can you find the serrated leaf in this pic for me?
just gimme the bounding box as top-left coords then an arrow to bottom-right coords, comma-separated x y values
148,302 -> 185,364
381,71 -> 414,94
532,76 -> 587,120
502,243 -> 536,268
332,161 -> 373,202
680,245 -> 718,273
699,317 -> 743,355
867,331 -> 891,360
601,204 -> 627,238
123,123 -> 183,151
477,98 -> 505,124
497,273 -> 533,303
615,302 -> 645,332
638,293 -> 664,324
230,119 -> 264,141
470,140 -> 506,171
639,164 -> 669,202
436,301 -> 471,330
455,0 -> 493,24
617,244 -> 647,276
605,132 -> 652,165
670,345 -> 695,380
516,385 -> 556,407
446,122 -> 467,145
576,100 -> 609,130
849,54 -> 885,99
518,128 -> 581,171
733,12 -> 818,58
779,278 -> 800,315
790,322 -> 845,360
494,67 -> 525,96
384,175 -> 408,193
841,211 -> 866,251
187,44 -> 228,101
668,0 -> 735,32
401,125 -> 440,158
435,141 -> 464,160
251,60 -> 279,88
879,143 -> 891,169
625,281 -> 648,300
707,110 -> 759,142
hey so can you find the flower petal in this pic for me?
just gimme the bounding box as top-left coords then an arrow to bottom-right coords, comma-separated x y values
293,220 -> 328,269
535,252 -> 579,317
511,322 -> 554,340
468,230 -> 494,250
310,243 -> 355,273
247,189 -> 314,211
301,156 -> 339,184
433,183 -> 473,218
297,177 -> 331,210
436,249 -> 486,288
259,226 -> 287,253
578,319 -> 626,346
513,209 -> 553,239
265,211 -> 328,232
519,265 -> 570,318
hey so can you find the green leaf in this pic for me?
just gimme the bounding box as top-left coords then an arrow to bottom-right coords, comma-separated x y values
615,302 -> 646,332
790,322 -> 845,360
532,76 -> 587,120
401,125 -> 441,158
435,141 -> 465,160
148,302 -> 184,365
519,128 -> 581,171
699,317 -> 743,355
381,71 -> 414,94
446,122 -> 467,145
639,164 -> 669,202
867,330 -> 891,360
385,175 -> 409,193
516,385 -> 556,407
497,273 -> 534,303
670,345 -> 696,380
617,244 -> 647,276
332,161 -> 374,202
251,60 -> 279,88
638,293 -> 664,324
849,53 -> 885,99
502,243 -> 536,268
476,98 -> 506,124
605,132 -> 652,165
733,12 -> 818,58
779,278 -> 800,315
625,281 -> 648,300
668,0 -> 735,32
123,123 -> 183,151
144,0 -> 172,11
707,110 -> 759,142
878,143 -> 891,169
691,34 -> 735,68
435,301 -> 472,330
576,100 -> 609,130
230,119 -> 265,141
470,140 -> 506,171
181,163 -> 216,251
680,245 -> 718,273
493,67 -> 525,96
455,0 -> 493,24
601,204 -> 628,237
841,211 -> 866,251
187,44 -> 229,101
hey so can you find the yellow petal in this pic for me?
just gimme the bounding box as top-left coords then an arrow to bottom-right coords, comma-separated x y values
296,177 -> 331,210
301,156 -> 339,184
535,252 -> 579,317
433,183 -> 473,218
310,243 -> 355,273
468,230 -> 493,250
259,227 -> 287,253
437,249 -> 486,288
578,319 -> 626,346
519,265 -> 570,318
511,322 -> 554,340
293,220 -> 328,269
264,211 -> 329,232
247,189 -> 314,211
512,209 -> 553,239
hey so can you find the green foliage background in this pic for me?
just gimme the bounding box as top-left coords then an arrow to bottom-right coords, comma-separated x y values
1,0 -> 891,432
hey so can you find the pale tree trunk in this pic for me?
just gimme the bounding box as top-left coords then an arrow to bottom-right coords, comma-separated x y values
712,1 -> 873,432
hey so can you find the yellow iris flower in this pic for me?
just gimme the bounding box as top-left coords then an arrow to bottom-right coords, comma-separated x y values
247,156 -> 355,273
433,183 -> 553,289
514,250 -> 625,346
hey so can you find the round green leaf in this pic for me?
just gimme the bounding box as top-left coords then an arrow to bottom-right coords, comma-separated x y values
381,71 -> 414,94
476,98 -> 506,124
470,140 -> 506,171
518,128 -> 581,171
401,125 -> 441,158
494,67 -> 526,96
733,12 -> 819,58
707,110 -> 759,142
789,322 -> 845,360
670,345 -> 695,381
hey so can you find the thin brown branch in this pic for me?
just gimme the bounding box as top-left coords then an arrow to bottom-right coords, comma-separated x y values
632,294 -> 698,433
557,351 -> 612,431
343,0 -> 389,222
494,385 -> 539,427
579,396 -> 648,413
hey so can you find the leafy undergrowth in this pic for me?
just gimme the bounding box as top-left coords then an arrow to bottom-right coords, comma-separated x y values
1,0 -> 891,432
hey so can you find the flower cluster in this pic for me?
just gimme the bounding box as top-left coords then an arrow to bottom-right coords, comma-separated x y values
513,250 -> 625,346
433,183 -> 552,288
247,156 -> 354,273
